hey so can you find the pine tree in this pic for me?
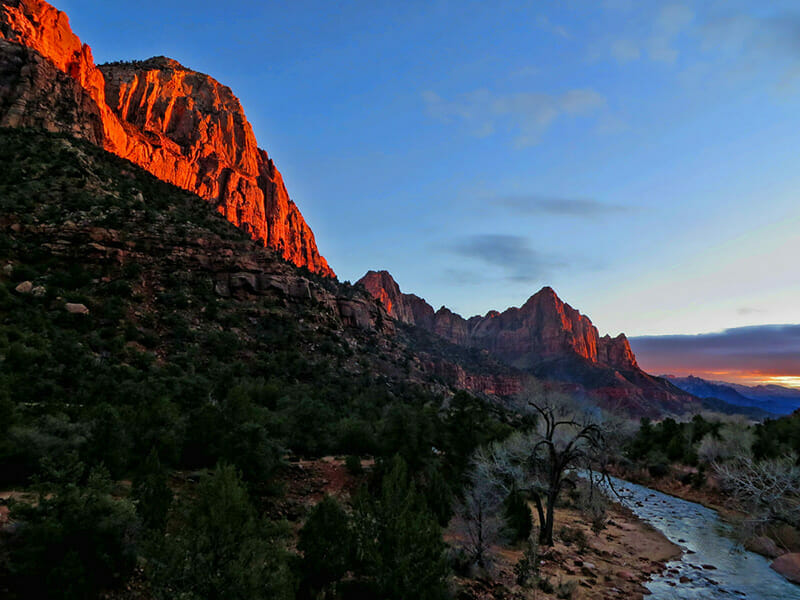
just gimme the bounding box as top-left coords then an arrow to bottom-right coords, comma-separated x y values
353,456 -> 449,600
298,495 -> 353,597
146,464 -> 294,600
131,447 -> 172,531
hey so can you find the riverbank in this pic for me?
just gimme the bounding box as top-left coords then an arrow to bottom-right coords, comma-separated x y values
452,498 -> 681,599
612,464 -> 800,558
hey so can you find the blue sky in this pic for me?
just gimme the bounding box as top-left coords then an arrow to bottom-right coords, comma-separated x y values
59,0 -> 800,343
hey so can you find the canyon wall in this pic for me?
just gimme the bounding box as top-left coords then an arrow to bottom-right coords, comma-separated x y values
0,0 -> 333,276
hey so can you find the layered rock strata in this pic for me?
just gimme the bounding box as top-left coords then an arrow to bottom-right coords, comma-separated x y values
0,0 -> 333,276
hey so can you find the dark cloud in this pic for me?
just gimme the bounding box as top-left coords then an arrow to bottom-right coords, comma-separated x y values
630,324 -> 800,377
493,195 -> 631,217
448,234 -> 565,282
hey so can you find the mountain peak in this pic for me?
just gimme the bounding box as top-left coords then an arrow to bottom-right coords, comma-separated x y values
0,0 -> 334,277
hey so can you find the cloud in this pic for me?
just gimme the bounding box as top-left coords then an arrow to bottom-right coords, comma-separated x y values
656,4 -> 694,35
422,88 -> 606,147
448,234 -> 565,282
630,324 -> 800,379
595,3 -> 693,65
536,15 -> 571,40
701,13 -> 800,66
440,268 -> 486,286
492,195 -> 631,217
594,113 -> 630,135
610,39 -> 641,63
693,12 -> 800,94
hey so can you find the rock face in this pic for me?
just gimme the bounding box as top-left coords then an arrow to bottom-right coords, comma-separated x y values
358,271 -> 636,371
0,0 -> 333,277
357,270 -> 695,416
0,38 -> 103,142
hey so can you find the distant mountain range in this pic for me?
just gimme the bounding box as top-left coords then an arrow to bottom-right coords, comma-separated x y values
664,375 -> 800,416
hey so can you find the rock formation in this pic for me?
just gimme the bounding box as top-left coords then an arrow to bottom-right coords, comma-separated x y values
357,270 -> 695,415
358,271 -> 636,371
0,0 -> 333,277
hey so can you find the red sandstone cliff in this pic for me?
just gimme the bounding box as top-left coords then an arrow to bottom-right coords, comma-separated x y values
358,271 -> 636,371
357,270 -> 692,415
0,0 -> 333,277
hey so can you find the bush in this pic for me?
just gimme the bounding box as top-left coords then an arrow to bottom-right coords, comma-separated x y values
345,455 -> 364,475
145,464 -> 294,600
556,579 -> 578,599
514,535 -> 540,588
559,525 -> 588,552
298,495 -> 353,596
131,448 -> 172,532
2,465 -> 138,600
352,456 -> 449,600
503,489 -> 533,543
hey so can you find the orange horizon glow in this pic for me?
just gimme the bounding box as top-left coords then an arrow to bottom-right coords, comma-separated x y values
657,368 -> 800,389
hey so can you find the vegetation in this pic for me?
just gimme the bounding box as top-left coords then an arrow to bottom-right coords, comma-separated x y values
0,129 -> 517,599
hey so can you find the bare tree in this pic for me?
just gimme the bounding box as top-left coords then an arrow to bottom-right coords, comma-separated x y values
455,471 -> 503,569
470,383 -> 608,547
714,454 -> 800,536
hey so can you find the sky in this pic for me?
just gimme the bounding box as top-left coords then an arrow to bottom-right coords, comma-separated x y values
56,0 -> 800,385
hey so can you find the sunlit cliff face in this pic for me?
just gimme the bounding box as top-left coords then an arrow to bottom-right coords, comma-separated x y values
0,0 -> 334,278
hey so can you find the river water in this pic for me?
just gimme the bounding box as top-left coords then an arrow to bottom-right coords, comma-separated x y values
607,477 -> 800,599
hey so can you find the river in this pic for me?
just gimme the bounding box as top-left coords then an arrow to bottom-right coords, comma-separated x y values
607,477 -> 800,599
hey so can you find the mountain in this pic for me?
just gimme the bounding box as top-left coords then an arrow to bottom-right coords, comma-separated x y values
665,375 -> 800,416
358,270 -> 698,416
0,0 -> 333,277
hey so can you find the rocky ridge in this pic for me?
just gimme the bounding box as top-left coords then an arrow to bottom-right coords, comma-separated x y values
0,0 -> 333,276
358,270 -> 697,415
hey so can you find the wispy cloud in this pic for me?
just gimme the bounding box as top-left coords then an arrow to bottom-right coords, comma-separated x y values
610,39 -> 641,63
699,12 -> 800,91
596,3 -> 694,65
536,15 -> 571,40
448,234 -> 566,282
422,88 -> 606,147
492,195 -> 631,218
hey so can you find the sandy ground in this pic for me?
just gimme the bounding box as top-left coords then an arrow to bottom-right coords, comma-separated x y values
4,461 -> 682,600
452,500 -> 681,600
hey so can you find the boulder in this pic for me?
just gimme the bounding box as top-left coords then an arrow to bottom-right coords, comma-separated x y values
771,553 -> 800,584
746,536 -> 782,559
14,280 -> 33,294
65,302 -> 89,315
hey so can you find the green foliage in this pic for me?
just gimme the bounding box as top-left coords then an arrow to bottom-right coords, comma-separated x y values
0,129 -> 529,598
131,448 -> 172,532
345,454 -> 364,475
753,412 -> 800,460
440,391 -> 512,480
1,464 -> 138,600
503,489 -> 533,543
514,535 -> 540,588
298,495 -> 354,596
558,525 -> 588,552
145,464 -> 294,600
555,579 -> 578,599
353,456 -> 450,600
628,415 -> 721,468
